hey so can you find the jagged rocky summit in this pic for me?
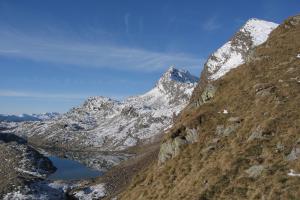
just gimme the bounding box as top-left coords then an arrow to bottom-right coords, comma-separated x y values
9,67 -> 198,151
191,18 -> 278,106
204,18 -> 278,81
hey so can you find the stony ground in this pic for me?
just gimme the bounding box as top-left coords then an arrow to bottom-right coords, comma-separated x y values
0,133 -> 56,198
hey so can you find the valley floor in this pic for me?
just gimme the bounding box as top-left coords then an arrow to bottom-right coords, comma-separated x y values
0,130 -> 162,200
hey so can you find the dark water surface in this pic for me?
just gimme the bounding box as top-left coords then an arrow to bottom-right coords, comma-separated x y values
47,156 -> 103,180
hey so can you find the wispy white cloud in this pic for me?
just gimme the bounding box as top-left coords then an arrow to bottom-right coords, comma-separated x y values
0,49 -> 20,53
202,16 -> 221,31
0,89 -> 126,100
0,90 -> 86,99
0,28 -> 202,72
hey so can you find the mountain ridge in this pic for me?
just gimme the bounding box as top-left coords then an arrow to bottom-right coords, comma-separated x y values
0,112 -> 60,122
7,67 -> 198,153
206,18 -> 278,80
191,18 -> 278,105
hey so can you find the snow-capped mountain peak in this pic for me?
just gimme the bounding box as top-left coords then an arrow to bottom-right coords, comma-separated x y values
203,18 -> 278,80
154,67 -> 199,98
82,96 -> 120,111
241,18 -> 279,46
11,67 -> 198,151
158,66 -> 198,84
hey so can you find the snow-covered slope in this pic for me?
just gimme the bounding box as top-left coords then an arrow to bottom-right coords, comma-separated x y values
31,112 -> 61,121
10,67 -> 198,151
204,18 -> 278,80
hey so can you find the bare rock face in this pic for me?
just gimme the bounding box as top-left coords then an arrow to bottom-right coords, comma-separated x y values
245,165 -> 265,178
284,15 -> 300,28
158,128 -> 199,164
192,84 -> 217,108
185,128 -> 198,143
158,137 -> 188,164
216,124 -> 240,137
286,139 -> 300,161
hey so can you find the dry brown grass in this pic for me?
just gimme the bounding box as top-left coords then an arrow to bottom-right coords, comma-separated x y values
119,15 -> 300,200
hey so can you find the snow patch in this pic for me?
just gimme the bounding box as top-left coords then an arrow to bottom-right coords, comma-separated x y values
3,181 -> 77,200
206,18 -> 278,80
123,137 -> 137,147
210,47 -> 244,80
288,169 -> 300,177
242,18 -> 278,46
74,184 -> 106,200
15,168 -> 45,178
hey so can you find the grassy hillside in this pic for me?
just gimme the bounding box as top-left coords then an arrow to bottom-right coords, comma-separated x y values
120,15 -> 300,200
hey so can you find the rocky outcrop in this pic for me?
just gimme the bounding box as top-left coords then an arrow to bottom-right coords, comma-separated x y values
158,114 -> 242,164
193,84 -> 217,108
286,139 -> 300,161
158,128 -> 199,164
284,15 -> 300,28
247,126 -> 268,141
216,124 -> 238,137
245,165 -> 265,178
158,137 -> 187,164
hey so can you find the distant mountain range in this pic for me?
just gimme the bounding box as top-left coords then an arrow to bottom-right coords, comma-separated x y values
8,67 -> 198,151
0,112 -> 60,122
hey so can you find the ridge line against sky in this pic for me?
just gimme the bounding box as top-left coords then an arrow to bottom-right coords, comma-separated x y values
0,0 -> 299,114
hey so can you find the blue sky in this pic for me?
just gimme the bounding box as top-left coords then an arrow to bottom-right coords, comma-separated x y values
0,0 -> 298,114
